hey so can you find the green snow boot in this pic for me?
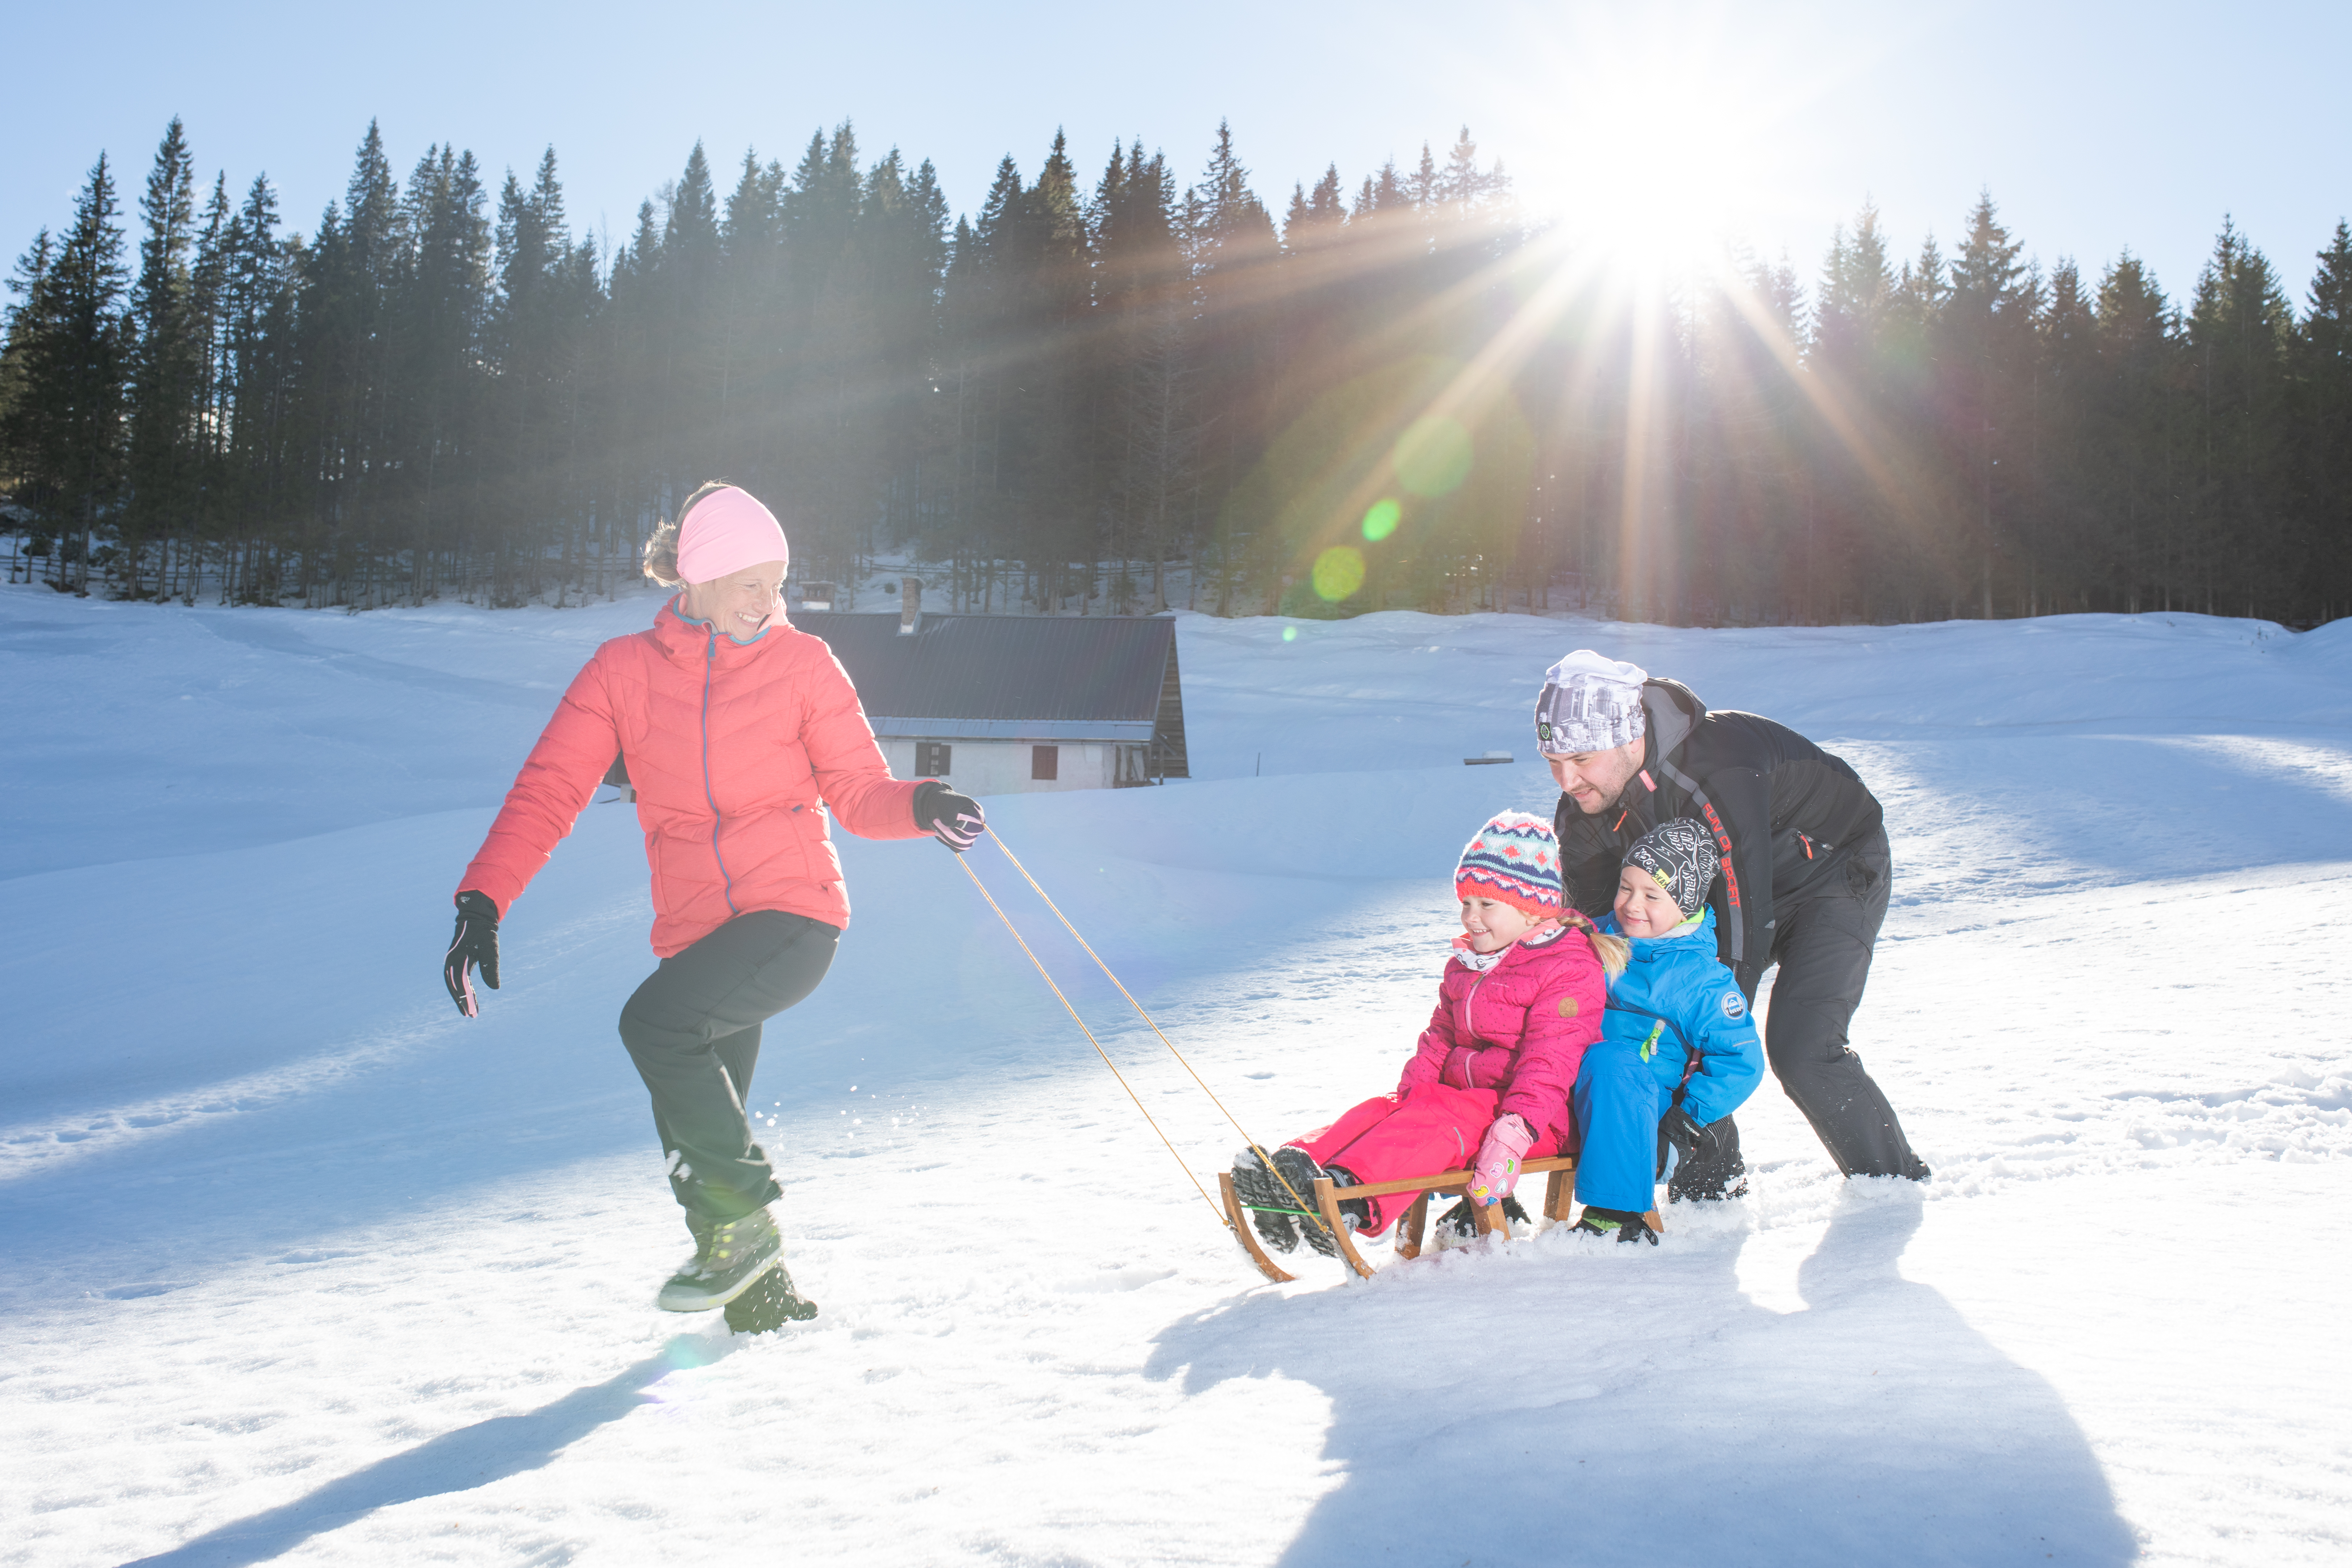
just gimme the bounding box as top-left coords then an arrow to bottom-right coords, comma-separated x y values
657,1205 -> 783,1311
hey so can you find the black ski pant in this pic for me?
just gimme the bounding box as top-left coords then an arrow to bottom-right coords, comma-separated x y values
1671,829 -> 1927,1196
617,910 -> 839,1225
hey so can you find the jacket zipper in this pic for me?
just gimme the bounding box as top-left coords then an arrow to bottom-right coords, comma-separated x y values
1457,966 -> 1489,1042
700,630 -> 738,915
1456,936 -> 1527,1041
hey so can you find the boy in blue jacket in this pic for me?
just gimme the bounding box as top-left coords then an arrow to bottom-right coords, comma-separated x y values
1570,819 -> 1764,1243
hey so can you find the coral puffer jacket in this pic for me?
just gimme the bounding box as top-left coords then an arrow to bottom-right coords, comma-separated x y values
458,599 -> 925,956
1395,925 -> 1607,1150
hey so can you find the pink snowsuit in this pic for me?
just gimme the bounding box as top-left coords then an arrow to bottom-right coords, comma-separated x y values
1291,924 -> 1608,1235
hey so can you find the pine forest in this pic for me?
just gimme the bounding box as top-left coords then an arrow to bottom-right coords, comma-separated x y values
3,116 -> 2348,627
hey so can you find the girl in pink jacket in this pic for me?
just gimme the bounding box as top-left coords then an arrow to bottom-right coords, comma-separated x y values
440,483 -> 986,1326
1231,810 -> 1622,1257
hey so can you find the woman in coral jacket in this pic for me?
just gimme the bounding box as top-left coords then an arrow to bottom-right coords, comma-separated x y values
441,482 -> 984,1323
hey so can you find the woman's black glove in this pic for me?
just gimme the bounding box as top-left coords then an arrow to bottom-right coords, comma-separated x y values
912,779 -> 986,852
444,890 -> 501,1017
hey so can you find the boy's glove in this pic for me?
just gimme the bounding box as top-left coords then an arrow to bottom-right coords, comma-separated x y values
443,890 -> 501,1018
1658,1105 -> 1726,1174
1469,1113 -> 1535,1207
912,779 -> 986,852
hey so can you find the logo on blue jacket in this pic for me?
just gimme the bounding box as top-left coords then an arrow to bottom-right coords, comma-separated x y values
1720,990 -> 1747,1020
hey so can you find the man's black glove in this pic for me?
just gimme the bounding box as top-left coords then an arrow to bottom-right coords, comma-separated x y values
444,890 -> 501,1018
912,779 -> 986,852
1657,1105 -> 1723,1177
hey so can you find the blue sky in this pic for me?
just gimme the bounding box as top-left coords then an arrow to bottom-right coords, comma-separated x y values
5,0 -> 2346,308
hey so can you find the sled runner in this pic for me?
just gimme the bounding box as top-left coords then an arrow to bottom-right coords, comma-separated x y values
1219,1155 -> 1665,1282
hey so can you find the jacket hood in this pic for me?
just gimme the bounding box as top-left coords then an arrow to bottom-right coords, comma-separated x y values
1638,678 -> 1707,773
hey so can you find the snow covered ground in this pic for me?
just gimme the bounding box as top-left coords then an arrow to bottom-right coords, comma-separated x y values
2,582 -> 2348,1567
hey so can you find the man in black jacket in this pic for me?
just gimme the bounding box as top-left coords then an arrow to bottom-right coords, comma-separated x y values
1537,650 -> 1928,1198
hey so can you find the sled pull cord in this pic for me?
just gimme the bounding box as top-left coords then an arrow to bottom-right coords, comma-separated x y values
986,832 -> 1316,1224
957,853 -> 1228,1226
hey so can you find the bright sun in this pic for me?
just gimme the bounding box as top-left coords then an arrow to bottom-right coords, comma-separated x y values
1492,5 -> 1812,282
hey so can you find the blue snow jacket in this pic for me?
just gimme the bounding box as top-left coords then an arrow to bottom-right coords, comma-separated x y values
1597,907 -> 1764,1126
1572,908 -> 1765,1213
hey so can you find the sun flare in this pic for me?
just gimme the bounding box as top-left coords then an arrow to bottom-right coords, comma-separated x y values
1492,5 -> 1814,281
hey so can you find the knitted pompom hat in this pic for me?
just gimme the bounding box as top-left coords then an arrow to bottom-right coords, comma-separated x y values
1454,809 -> 1562,918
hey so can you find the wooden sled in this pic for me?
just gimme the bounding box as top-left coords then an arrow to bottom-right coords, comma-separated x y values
1220,1155 -> 1664,1282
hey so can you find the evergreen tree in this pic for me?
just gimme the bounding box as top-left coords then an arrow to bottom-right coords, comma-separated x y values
2297,221 -> 2352,619
1187,121 -> 1279,608
1941,190 -> 2038,616
2186,218 -> 2294,617
122,117 -> 203,596
2090,250 -> 2180,611
213,174 -> 292,602
26,155 -> 132,591
0,228 -> 59,578
2031,257 -> 2098,611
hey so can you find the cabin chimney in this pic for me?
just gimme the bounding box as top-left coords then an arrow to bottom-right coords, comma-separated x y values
899,576 -> 922,635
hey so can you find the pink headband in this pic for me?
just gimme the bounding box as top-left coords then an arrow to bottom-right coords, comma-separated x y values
675,487 -> 789,585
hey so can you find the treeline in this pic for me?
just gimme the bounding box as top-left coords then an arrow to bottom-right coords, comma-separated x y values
2,114 -> 2348,625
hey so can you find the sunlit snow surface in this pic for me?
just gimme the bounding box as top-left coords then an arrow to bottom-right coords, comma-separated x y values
3,583 -> 2348,1566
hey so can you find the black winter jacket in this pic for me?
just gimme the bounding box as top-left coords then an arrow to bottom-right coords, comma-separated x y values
1553,679 -> 1883,997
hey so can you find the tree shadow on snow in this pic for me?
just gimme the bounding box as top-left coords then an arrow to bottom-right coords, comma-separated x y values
1147,1187 -> 2139,1567
120,1346 -> 692,1567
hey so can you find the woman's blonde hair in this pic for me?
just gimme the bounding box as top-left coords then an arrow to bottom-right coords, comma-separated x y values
640,480 -> 739,587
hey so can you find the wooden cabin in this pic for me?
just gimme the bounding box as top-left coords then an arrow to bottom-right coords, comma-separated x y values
792,596 -> 1189,795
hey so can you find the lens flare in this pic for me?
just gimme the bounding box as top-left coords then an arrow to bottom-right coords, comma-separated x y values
1394,418 -> 1473,498
1361,498 -> 1401,542
1311,546 -> 1366,602
1281,625 -> 1298,643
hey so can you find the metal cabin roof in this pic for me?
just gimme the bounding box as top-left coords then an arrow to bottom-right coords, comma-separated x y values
791,612 -> 1177,733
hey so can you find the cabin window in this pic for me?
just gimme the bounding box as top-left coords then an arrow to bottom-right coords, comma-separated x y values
915,741 -> 952,777
1031,745 -> 1059,781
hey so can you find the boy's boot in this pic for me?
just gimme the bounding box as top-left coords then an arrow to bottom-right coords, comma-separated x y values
1570,1205 -> 1658,1245
1231,1147 -> 1308,1254
1434,1193 -> 1531,1241
658,1204 -> 783,1310
1272,1147 -> 1370,1258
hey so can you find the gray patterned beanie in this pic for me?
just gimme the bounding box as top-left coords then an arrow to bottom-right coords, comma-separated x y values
1625,818 -> 1720,919
1534,650 -> 1648,756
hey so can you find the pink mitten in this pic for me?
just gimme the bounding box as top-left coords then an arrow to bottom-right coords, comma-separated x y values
1469,1114 -> 1535,1207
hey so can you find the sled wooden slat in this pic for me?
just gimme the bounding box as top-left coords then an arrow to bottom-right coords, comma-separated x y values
1227,1153 -> 1664,1282
1316,1155 -> 1661,1280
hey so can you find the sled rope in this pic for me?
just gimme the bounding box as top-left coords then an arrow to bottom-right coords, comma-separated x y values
985,832 -> 1317,1226
956,853 -> 1228,1226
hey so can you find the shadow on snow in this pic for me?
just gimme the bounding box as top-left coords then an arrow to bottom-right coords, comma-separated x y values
1148,1189 -> 2139,1567
120,1345 -> 696,1567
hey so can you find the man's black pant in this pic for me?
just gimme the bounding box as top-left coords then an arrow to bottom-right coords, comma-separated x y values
617,911 -> 839,1223
1671,831 -> 1927,1197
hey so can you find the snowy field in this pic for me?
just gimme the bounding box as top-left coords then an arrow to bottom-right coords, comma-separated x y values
3,581 -> 2348,1567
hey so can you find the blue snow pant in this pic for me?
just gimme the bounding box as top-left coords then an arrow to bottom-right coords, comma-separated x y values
1570,1039 -> 1675,1213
